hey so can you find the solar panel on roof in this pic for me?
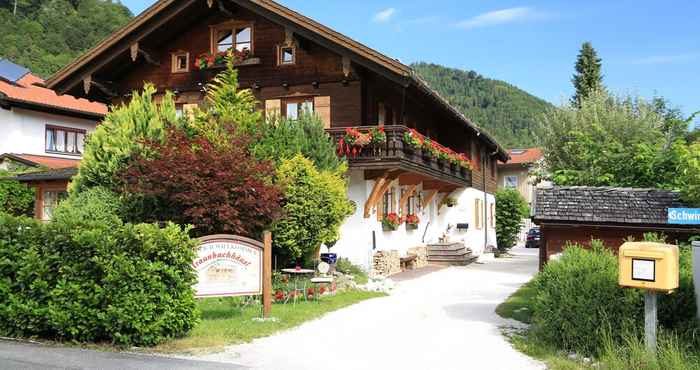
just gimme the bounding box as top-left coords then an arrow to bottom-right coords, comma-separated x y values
0,59 -> 29,83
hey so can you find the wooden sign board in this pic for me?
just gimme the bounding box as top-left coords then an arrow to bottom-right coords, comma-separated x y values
193,235 -> 264,298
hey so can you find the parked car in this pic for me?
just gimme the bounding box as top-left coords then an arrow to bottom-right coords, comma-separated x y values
526,227 -> 541,248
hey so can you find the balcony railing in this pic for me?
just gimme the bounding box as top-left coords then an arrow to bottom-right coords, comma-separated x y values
326,125 -> 474,185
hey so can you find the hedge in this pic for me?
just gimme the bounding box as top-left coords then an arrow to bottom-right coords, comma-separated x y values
0,188 -> 198,346
532,241 -> 698,356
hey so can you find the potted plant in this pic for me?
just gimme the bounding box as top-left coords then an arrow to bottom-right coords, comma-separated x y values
382,212 -> 400,231
370,126 -> 387,155
195,49 -> 252,70
422,138 -> 438,161
338,127 -> 372,158
405,214 -> 420,230
437,149 -> 450,168
403,129 -> 423,155
441,196 -> 457,208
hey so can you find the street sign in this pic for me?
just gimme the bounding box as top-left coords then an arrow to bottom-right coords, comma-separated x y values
668,208 -> 700,225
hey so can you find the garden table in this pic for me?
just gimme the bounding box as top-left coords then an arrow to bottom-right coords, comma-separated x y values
281,268 -> 315,305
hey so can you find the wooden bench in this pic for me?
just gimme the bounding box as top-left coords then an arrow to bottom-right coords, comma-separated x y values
400,255 -> 417,270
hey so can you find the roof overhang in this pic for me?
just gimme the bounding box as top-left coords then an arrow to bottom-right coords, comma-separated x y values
0,92 -> 105,120
45,0 -> 508,159
532,219 -> 700,234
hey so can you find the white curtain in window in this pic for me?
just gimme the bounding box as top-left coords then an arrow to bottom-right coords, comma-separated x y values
66,132 -> 76,153
55,130 -> 65,152
45,129 -> 55,151
77,133 -> 85,154
300,101 -> 314,115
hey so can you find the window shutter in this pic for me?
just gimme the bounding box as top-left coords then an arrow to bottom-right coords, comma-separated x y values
314,96 -> 331,128
474,199 -> 482,230
265,99 -> 281,120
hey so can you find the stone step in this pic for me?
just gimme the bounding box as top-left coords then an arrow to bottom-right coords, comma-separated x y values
428,249 -> 471,257
427,244 -> 468,252
428,256 -> 478,266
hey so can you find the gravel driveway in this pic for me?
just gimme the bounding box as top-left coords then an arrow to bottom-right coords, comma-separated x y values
190,247 -> 544,370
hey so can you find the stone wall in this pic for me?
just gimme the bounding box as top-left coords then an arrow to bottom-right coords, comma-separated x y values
407,246 -> 428,269
371,250 -> 401,277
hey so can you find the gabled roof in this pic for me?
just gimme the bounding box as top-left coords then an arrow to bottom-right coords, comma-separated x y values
0,59 -> 106,119
500,148 -> 543,166
533,186 -> 689,226
45,0 -> 508,161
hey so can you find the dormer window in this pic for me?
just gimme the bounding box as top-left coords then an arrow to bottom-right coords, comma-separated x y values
212,23 -> 253,54
279,46 -> 296,65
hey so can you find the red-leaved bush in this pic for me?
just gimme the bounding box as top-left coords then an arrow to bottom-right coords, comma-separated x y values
121,127 -> 282,237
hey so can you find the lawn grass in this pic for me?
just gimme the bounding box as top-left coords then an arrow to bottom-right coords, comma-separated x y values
154,290 -> 385,354
495,279 -> 537,324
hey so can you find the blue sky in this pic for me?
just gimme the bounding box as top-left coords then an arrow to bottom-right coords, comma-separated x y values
124,0 -> 699,119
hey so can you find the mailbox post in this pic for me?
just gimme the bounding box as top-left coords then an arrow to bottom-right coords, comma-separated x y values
693,241 -> 700,320
619,242 -> 680,353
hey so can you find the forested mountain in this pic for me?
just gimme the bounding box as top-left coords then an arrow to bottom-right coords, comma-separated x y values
412,62 -> 554,148
0,0 -> 132,78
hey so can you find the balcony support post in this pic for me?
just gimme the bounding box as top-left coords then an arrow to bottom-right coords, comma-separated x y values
422,189 -> 438,209
364,172 -> 389,218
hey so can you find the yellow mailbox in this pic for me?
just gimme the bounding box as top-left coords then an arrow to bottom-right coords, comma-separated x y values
619,242 -> 679,292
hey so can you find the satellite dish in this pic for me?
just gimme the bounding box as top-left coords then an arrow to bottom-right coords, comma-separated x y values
318,262 -> 330,274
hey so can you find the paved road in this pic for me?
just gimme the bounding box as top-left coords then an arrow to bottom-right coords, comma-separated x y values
0,340 -> 244,370
189,247 -> 544,370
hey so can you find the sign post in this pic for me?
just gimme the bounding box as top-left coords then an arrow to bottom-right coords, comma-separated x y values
619,242 -> 680,353
263,231 -> 272,318
693,241 -> 700,320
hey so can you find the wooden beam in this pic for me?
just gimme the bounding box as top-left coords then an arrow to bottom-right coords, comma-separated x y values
82,75 -> 92,95
374,179 -> 395,221
218,0 -> 234,16
90,79 -> 118,98
130,42 -> 139,62
207,0 -> 214,8
398,173 -> 428,186
422,189 -> 438,209
364,168 -> 402,181
399,185 -> 418,215
364,173 -> 389,218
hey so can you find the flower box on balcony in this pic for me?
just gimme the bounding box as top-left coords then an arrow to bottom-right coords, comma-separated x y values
406,223 -> 418,231
382,224 -> 399,232
198,57 -> 262,70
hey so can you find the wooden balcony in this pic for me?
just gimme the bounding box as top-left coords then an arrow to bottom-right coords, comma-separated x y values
326,125 -> 473,188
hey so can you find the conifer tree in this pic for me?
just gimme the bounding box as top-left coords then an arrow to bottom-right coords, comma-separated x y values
571,42 -> 604,106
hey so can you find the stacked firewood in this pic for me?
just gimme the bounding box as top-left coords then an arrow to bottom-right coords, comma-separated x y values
407,246 -> 428,269
371,250 -> 401,277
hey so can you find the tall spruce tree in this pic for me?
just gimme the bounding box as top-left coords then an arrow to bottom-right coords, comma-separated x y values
571,42 -> 604,106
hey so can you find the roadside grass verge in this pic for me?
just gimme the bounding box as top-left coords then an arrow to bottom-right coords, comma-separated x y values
154,290 -> 385,354
498,281 -> 700,370
495,279 -> 537,324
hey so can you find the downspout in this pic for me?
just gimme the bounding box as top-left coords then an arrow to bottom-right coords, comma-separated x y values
484,149 -> 499,252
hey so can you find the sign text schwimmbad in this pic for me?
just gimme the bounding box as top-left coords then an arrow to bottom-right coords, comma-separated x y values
668,208 -> 700,225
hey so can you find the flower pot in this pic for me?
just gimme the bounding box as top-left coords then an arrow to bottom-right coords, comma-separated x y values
382,224 -> 398,232
406,223 -> 419,230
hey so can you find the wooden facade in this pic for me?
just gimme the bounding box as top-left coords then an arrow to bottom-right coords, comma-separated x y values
46,0 -> 507,193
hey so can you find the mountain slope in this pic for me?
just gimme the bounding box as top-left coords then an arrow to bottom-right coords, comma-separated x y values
0,0 -> 132,78
412,62 -> 553,148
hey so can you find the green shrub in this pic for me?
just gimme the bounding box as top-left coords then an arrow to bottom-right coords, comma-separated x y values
0,179 -> 35,216
272,155 -> 353,265
532,242 -> 644,355
253,113 -> 345,172
336,257 -> 368,285
72,84 -> 179,193
0,195 -> 198,346
495,188 -> 529,251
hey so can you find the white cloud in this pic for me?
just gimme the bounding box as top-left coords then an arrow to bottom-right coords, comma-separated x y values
373,8 -> 396,23
631,53 -> 699,65
455,7 -> 547,30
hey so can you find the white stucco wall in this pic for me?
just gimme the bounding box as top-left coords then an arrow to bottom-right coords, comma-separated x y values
0,107 -> 97,158
332,169 -> 498,271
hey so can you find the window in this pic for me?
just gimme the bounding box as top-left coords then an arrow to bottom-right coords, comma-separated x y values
171,52 -> 189,73
474,199 -> 483,230
382,188 -> 395,216
283,98 -> 314,120
42,190 -> 67,221
279,46 -> 296,65
46,126 -> 85,155
504,176 -> 518,188
214,24 -> 253,53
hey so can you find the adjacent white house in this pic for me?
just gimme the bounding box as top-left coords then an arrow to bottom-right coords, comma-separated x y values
0,58 -> 106,219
